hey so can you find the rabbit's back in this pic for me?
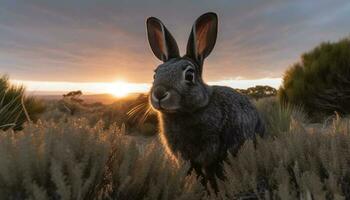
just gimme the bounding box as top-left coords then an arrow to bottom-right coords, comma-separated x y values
210,86 -> 265,152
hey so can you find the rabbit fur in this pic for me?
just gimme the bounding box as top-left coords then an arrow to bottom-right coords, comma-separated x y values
146,12 -> 265,188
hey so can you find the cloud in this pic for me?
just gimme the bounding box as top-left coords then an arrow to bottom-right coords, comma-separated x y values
0,0 -> 349,83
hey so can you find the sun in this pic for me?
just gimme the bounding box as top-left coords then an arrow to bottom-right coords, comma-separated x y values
107,81 -> 130,98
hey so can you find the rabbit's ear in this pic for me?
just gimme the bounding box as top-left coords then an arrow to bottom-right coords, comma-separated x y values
147,17 -> 180,62
186,12 -> 218,66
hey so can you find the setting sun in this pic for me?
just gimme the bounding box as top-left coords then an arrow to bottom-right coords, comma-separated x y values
107,81 -> 131,97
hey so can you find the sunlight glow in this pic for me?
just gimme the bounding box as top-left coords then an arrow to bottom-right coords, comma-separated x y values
107,81 -> 130,97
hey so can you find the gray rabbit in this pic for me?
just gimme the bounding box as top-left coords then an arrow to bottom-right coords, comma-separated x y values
146,12 -> 265,189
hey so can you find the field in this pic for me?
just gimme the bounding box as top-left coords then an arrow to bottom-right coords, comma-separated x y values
1,1 -> 349,199
1,94 -> 350,200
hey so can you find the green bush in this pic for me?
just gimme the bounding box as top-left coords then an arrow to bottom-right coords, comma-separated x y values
279,38 -> 350,120
0,75 -> 45,130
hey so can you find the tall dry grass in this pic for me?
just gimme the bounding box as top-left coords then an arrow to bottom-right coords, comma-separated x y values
0,119 -> 203,200
1,97 -> 350,199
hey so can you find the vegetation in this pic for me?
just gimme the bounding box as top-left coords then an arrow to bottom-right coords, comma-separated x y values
1,96 -> 350,199
237,85 -> 277,100
279,38 -> 350,119
58,90 -> 88,115
0,75 -> 45,130
2,37 -> 350,199
218,113 -> 350,200
63,90 -> 83,101
255,97 -> 306,136
0,119 -> 203,199
43,93 -> 158,136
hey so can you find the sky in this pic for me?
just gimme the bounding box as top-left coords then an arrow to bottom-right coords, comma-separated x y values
1,0 -> 350,94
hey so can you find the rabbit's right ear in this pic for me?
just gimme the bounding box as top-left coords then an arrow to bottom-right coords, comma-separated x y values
186,13 -> 218,67
146,17 -> 180,62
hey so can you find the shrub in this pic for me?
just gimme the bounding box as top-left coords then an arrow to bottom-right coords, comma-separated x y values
0,75 -> 45,130
255,97 -> 307,136
57,98 -> 87,116
43,94 -> 158,136
3,77 -> 350,199
0,119 -> 110,199
3,97 -> 350,199
0,119 -> 204,200
216,116 -> 350,200
104,137 -> 204,199
279,38 -> 350,119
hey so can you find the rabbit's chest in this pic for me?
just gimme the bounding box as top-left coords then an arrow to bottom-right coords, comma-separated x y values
161,114 -> 224,162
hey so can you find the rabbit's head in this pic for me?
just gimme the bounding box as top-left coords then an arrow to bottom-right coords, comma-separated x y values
146,12 -> 218,113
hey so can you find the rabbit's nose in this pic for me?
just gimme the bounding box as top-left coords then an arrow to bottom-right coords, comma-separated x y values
153,86 -> 169,101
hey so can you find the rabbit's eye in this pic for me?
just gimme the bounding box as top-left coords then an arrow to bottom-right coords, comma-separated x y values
184,69 -> 195,83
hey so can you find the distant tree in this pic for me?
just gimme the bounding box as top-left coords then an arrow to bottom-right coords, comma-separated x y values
237,85 -> 277,100
63,90 -> 83,103
279,38 -> 350,118
60,90 -> 84,115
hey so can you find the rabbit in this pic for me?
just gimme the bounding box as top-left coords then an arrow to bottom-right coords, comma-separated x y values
146,12 -> 265,189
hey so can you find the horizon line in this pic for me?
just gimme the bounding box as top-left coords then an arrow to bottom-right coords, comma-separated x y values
11,78 -> 282,95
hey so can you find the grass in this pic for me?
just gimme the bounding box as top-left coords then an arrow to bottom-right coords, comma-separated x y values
0,119 -> 203,200
0,75 -> 45,130
255,97 -> 307,136
1,96 -> 350,199
217,116 -> 350,199
40,94 -> 158,137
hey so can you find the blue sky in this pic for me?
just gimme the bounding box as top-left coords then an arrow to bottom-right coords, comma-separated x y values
0,0 -> 349,86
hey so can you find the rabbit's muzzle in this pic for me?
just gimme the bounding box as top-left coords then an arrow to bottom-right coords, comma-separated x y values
150,85 -> 181,113
153,86 -> 169,101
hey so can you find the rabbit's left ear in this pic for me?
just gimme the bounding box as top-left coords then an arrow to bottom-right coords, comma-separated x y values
186,12 -> 218,67
147,17 -> 180,62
